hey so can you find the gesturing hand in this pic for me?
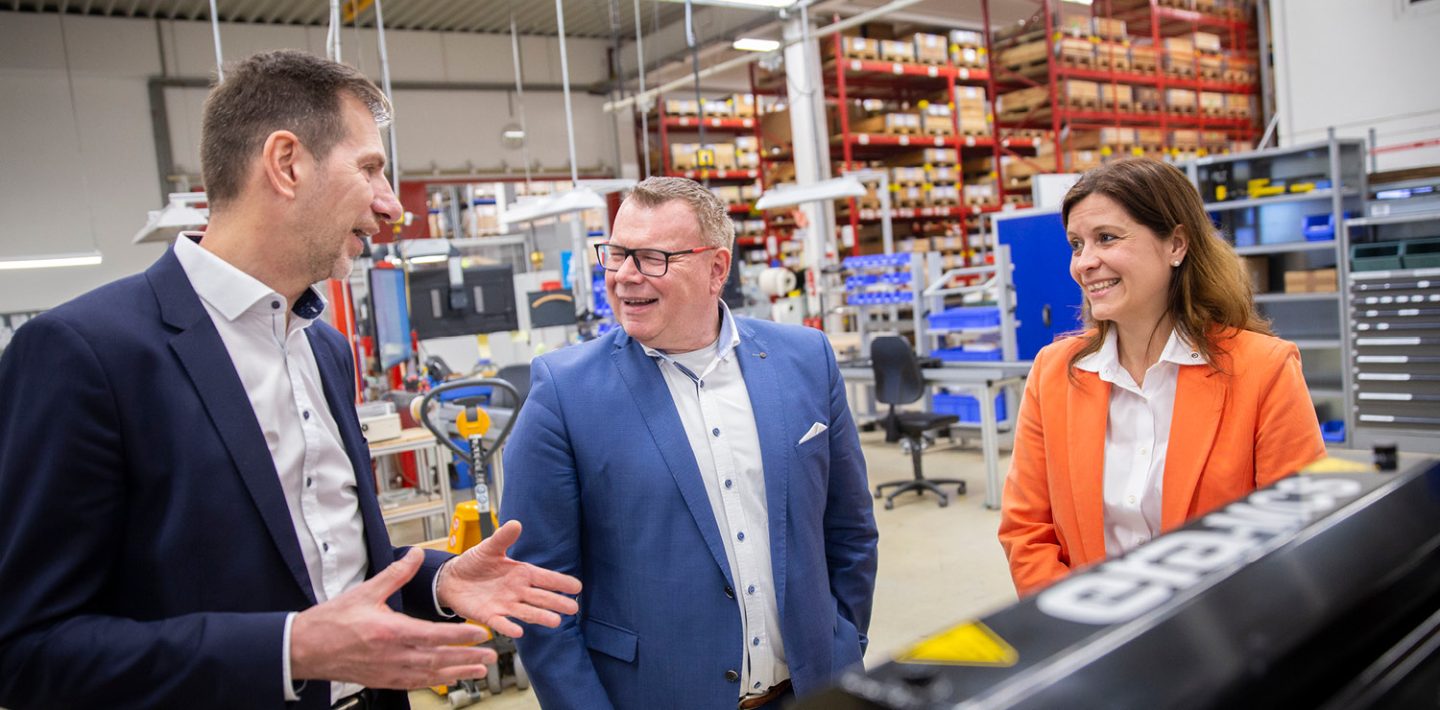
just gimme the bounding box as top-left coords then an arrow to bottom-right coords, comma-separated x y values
290,548 -> 496,689
437,520 -> 582,637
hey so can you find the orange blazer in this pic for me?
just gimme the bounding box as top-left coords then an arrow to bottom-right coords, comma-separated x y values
998,329 -> 1326,596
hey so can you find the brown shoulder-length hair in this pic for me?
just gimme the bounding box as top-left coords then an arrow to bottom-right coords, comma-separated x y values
1061,157 -> 1271,373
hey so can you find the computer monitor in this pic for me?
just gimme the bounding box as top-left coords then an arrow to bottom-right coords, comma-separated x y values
408,263 -> 520,339
368,267 -> 413,370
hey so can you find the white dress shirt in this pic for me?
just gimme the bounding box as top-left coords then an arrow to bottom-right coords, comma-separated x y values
644,301 -> 789,698
174,235 -> 366,703
1074,327 -> 1207,556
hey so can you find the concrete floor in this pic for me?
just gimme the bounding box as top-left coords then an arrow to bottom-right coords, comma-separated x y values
405,430 -> 1019,709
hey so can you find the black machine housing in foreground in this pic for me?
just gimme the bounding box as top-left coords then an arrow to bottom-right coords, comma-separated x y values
800,458 -> 1440,710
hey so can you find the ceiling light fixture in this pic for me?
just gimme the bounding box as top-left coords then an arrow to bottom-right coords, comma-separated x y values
733,37 -> 781,52
755,176 -> 867,210
133,192 -> 209,245
0,251 -> 104,271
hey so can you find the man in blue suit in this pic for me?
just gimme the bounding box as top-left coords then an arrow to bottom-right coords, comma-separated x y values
501,177 -> 879,709
0,50 -> 579,709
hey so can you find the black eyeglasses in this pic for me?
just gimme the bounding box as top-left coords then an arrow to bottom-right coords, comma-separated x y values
595,242 -> 718,277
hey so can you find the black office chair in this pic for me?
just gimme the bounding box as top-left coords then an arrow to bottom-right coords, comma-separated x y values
490,363 -> 532,411
870,336 -> 967,509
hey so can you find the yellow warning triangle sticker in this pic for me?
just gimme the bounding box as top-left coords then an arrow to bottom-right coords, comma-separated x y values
895,621 -> 1018,667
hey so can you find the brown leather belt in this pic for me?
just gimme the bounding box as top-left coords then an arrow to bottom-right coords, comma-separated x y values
738,678 -> 792,709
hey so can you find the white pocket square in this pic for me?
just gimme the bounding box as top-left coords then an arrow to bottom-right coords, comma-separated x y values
798,422 -> 828,445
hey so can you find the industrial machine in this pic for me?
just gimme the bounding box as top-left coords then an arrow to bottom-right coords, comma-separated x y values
798,455 -> 1440,709
415,377 -> 526,706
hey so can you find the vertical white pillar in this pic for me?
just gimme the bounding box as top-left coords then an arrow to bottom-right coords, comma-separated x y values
782,11 -> 836,317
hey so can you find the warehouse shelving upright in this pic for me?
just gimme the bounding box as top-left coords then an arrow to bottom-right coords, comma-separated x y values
1178,134 -> 1366,441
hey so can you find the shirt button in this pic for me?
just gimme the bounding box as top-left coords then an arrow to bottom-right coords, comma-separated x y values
725,670 -> 740,682
270,301 -> 280,310
747,584 -> 756,595
303,410 -> 311,420
752,637 -> 760,646
724,585 -> 735,599
306,477 -> 313,488
712,427 -> 720,437
1128,496 -> 1137,505
724,479 -> 733,489
1138,447 -> 1148,456
322,542 -> 330,552
754,681 -> 763,689
699,381 -> 705,389
737,531 -> 745,542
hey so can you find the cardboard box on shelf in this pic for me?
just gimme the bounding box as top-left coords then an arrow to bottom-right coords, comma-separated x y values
952,44 -> 984,68
1171,129 -> 1200,147
851,112 -> 920,135
1130,44 -> 1159,73
1066,150 -> 1103,172
1100,83 -> 1135,109
950,29 -> 985,47
890,166 -> 928,184
1163,37 -> 1195,54
701,99 -> 732,118
920,104 -> 954,136
913,33 -> 948,64
929,185 -> 960,206
1197,54 -> 1222,78
1063,80 -> 1101,107
880,39 -> 915,62
1166,89 -> 1198,111
736,151 -> 760,170
709,186 -> 742,205
1138,127 -> 1165,146
895,147 -> 959,166
997,85 -> 1050,116
1225,93 -> 1255,118
1312,268 -> 1338,292
1101,126 -> 1139,146
963,182 -> 997,206
1057,37 -> 1095,66
829,36 -> 880,60
927,165 -> 958,183
734,135 -> 758,152
1096,41 -> 1131,71
666,99 -> 699,116
1135,86 -> 1162,111
1200,91 -> 1225,115
671,143 -> 698,170
999,40 -> 1048,69
760,109 -> 791,149
1094,17 -> 1128,40
1192,31 -> 1222,53
729,94 -> 755,118
710,143 -> 738,171
1001,155 -> 1042,181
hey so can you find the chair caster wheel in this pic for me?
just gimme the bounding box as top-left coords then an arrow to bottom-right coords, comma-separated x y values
957,482 -> 967,495
938,497 -> 949,508
884,499 -> 894,510
873,489 -> 883,499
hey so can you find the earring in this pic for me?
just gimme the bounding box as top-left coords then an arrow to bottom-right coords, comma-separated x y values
1171,260 -> 1181,267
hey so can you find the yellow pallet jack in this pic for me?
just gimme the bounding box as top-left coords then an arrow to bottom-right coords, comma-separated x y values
416,378 -> 529,706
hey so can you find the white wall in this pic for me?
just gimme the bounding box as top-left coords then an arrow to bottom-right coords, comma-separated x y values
1271,0 -> 1440,171
0,11 -> 626,312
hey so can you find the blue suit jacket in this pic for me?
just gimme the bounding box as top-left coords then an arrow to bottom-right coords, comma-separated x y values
0,247 -> 451,709
500,317 -> 879,710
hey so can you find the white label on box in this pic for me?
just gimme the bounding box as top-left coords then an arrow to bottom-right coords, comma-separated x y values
960,69 -> 970,80
851,60 -> 862,71
710,118 -> 721,127
966,136 -> 976,146
680,118 -> 692,126
743,119 -> 754,128
899,135 -> 910,145
858,134 -> 870,145
893,63 -> 904,74
853,38 -> 865,51
933,137 -> 945,147
928,66 -> 939,77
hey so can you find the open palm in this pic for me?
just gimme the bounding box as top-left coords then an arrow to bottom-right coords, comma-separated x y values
437,520 -> 582,637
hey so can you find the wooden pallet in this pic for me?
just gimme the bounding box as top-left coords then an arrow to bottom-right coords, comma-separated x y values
959,126 -> 991,138
1165,65 -> 1197,78
1200,106 -> 1227,117
1063,97 -> 1100,110
1168,104 -> 1198,115
1104,99 -> 1136,112
1096,55 -> 1133,72
1060,54 -> 1096,70
1003,193 -> 1031,205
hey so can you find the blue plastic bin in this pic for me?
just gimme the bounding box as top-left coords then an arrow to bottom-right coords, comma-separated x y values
927,306 -> 1001,331
1321,420 -> 1345,443
933,391 -> 1007,423
1301,211 -> 1355,241
931,347 -> 1002,362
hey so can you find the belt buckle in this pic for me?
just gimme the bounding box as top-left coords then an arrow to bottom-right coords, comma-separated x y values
331,693 -> 365,710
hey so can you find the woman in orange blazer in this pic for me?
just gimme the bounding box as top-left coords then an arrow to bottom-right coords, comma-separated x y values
998,158 -> 1326,597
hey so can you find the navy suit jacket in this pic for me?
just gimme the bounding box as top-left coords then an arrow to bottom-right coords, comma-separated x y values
0,247 -> 451,709
500,317 -> 879,710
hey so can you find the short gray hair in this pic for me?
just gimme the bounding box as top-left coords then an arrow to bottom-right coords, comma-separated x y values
625,176 -> 735,250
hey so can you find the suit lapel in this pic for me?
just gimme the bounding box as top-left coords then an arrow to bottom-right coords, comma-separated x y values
308,328 -> 396,601
734,323 -> 788,620
1066,369 -> 1110,563
149,249 -> 317,604
611,334 -> 735,588
1161,366 -> 1227,528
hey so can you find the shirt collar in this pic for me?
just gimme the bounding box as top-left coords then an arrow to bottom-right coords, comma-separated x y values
640,299 -> 740,363
1074,327 -> 1206,377
174,232 -> 328,324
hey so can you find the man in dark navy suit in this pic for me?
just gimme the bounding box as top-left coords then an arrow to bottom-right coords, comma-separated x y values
0,50 -> 579,709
